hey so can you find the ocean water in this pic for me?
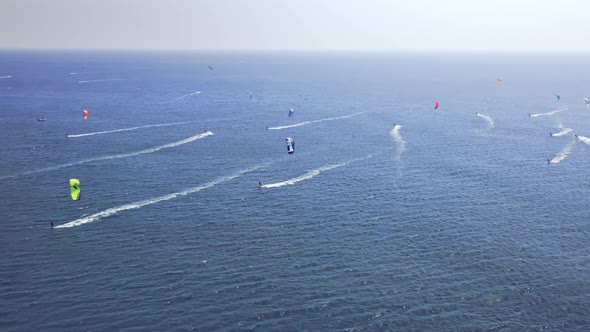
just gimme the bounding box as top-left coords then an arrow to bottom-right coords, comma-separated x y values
1,51 -> 589,331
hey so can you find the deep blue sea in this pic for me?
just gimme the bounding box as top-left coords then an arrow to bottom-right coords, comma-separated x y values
1,51 -> 589,331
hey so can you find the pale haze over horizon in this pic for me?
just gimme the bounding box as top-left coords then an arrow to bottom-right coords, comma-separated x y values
1,0 -> 589,53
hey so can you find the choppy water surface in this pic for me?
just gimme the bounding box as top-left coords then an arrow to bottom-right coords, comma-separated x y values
1,52 -> 589,331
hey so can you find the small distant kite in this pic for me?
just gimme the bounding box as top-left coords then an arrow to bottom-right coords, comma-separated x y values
248,90 -> 253,100
288,108 -> 295,117
584,98 -> 589,108
433,100 -> 440,110
83,109 -> 89,120
208,65 -> 214,71
497,77 -> 502,84
555,94 -> 561,102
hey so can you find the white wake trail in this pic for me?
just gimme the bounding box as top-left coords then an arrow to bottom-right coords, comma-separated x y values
66,122 -> 191,138
389,125 -> 406,158
0,75 -> 12,79
476,113 -> 495,128
549,140 -> 575,164
56,164 -> 264,228
551,128 -> 572,137
529,107 -> 568,118
0,132 -> 213,180
261,154 -> 372,189
576,135 -> 590,145
78,79 -> 126,83
175,90 -> 202,101
268,112 -> 365,130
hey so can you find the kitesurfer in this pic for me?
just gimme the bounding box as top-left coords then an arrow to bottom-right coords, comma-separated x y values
547,158 -> 551,164
258,181 -> 262,188
51,221 -> 54,228
549,133 -> 553,136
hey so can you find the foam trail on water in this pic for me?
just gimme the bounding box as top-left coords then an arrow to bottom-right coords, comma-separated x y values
66,122 -> 191,138
549,140 -> 575,164
576,135 -> 590,145
476,113 -> 495,128
175,91 -> 202,101
261,154 -> 372,188
389,125 -> 406,159
261,164 -> 344,188
551,128 -> 572,137
268,112 -> 365,130
78,79 -> 126,83
56,164 -> 265,228
0,75 -> 12,79
0,132 -> 213,180
529,107 -> 568,118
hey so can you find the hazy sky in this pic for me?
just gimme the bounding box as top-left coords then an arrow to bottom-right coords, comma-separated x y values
1,0 -> 589,52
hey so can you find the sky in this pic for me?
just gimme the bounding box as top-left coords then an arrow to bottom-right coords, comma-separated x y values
1,0 -> 589,52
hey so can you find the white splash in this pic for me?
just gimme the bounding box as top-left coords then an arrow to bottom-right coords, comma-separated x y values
476,112 -> 495,128
389,124 -> 406,159
56,164 -> 263,228
66,122 -> 191,138
0,132 -> 213,180
175,90 -> 202,101
576,135 -> 590,145
0,75 -> 12,79
268,112 -> 365,130
548,140 -> 575,164
261,154 -> 372,188
529,107 -> 568,118
550,128 -> 572,137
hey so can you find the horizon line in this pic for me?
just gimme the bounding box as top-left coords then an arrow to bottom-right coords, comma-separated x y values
1,47 -> 590,55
